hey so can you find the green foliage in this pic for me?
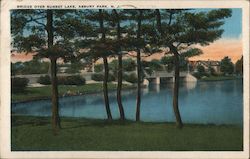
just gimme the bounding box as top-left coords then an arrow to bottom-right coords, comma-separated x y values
94,64 -> 104,73
193,65 -> 207,79
220,56 -> 234,75
11,62 -> 22,76
38,75 -> 86,85
109,60 -> 118,75
91,73 -> 115,82
65,61 -> 82,74
148,60 -> 164,71
123,73 -> 138,83
208,66 -> 217,76
58,75 -> 86,85
11,60 -> 49,75
235,56 -> 243,75
192,72 -> 202,79
11,10 -> 79,60
197,65 -> 205,74
11,77 -> 29,93
123,58 -> 136,72
37,75 -> 51,85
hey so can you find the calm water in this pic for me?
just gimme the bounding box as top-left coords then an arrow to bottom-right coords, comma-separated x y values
12,80 -> 243,125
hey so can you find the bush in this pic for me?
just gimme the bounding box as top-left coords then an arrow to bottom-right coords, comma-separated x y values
192,72 -> 209,79
94,64 -> 103,73
11,77 -> 29,93
91,73 -> 115,82
123,73 -> 138,83
37,75 -> 51,85
123,59 -> 136,72
58,75 -> 85,85
192,72 -> 202,79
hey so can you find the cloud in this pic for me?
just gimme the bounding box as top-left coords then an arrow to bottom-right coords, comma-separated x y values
189,38 -> 242,63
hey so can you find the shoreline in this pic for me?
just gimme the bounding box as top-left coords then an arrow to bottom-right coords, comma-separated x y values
11,115 -> 242,127
11,84 -> 138,104
11,78 -> 241,104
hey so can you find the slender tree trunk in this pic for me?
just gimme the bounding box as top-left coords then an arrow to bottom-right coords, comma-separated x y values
117,54 -> 125,120
47,10 -> 61,134
136,48 -> 141,121
114,10 -> 125,120
103,56 -> 112,120
50,57 -> 61,133
173,52 -> 183,128
156,10 -> 183,128
135,10 -> 142,122
99,9 -> 112,120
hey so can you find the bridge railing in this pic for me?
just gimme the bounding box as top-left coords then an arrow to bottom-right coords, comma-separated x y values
146,71 -> 188,78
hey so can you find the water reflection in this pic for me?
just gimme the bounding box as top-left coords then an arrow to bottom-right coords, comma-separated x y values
12,80 -> 243,125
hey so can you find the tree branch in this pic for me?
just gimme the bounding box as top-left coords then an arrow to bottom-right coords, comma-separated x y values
168,11 -> 173,26
27,16 -> 46,27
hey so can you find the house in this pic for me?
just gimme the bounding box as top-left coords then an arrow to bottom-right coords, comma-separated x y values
189,60 -> 221,74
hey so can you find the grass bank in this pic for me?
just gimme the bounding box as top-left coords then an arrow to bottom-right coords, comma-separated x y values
11,116 -> 243,151
12,83 -> 134,103
200,76 -> 241,81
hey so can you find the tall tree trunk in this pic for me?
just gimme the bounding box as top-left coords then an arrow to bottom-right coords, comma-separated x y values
136,48 -> 141,121
114,10 -> 125,120
117,54 -> 125,120
99,9 -> 112,120
50,57 -> 61,133
103,56 -> 112,120
135,10 -> 142,122
156,10 -> 183,128
47,10 -> 61,134
173,52 -> 183,128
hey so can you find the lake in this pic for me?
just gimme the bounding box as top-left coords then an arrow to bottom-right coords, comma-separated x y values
12,80 -> 243,125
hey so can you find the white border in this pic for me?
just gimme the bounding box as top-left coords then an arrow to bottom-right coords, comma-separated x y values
1,0 -> 249,159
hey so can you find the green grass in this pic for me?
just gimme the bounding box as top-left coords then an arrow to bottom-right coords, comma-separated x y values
11,116 -> 243,151
201,76 -> 240,81
12,83 -> 134,102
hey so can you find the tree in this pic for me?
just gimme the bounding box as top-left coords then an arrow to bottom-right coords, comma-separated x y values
197,65 -> 205,75
235,56 -> 243,75
125,9 -> 157,121
155,9 -> 232,128
220,56 -> 234,75
11,10 -> 76,134
107,9 -> 129,120
84,9 -> 113,120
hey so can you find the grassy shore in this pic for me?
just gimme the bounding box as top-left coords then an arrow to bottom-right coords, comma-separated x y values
200,76 -> 241,81
11,116 -> 243,151
12,83 -> 134,102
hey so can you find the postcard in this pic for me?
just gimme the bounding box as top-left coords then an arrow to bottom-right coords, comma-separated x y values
0,0 -> 249,158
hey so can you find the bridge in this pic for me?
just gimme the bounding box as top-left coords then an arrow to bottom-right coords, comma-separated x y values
144,71 -> 197,84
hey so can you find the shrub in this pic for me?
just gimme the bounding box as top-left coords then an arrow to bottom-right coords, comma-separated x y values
123,73 -> 138,83
91,73 -> 115,82
11,77 -> 29,93
91,73 -> 103,81
192,72 -> 209,79
37,75 -> 51,85
58,75 -> 85,85
94,64 -> 103,73
64,76 -> 86,85
192,72 -> 202,79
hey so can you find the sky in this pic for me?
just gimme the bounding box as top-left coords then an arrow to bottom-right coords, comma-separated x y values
11,8 -> 243,63
189,8 -> 242,63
